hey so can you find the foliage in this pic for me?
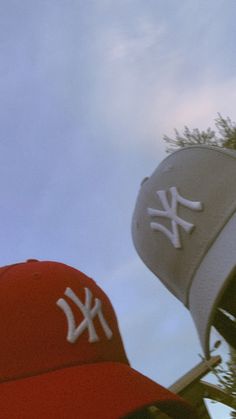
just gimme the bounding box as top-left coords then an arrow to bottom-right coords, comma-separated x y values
208,345 -> 236,417
163,114 -> 236,154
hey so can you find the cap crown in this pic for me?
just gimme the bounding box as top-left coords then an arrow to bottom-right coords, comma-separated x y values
132,146 -> 236,305
0,260 -> 128,382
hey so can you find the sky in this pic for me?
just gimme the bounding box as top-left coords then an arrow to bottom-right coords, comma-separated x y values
1,1 -> 236,417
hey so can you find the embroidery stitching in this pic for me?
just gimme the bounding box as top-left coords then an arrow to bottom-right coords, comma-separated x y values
147,186 -> 203,248
57,287 -> 113,343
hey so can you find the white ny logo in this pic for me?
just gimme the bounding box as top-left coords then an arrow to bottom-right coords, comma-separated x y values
147,186 -> 203,249
56,287 -> 113,343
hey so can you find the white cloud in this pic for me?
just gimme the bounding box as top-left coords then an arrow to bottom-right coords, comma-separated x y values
108,19 -> 166,62
84,11 -> 236,153
166,78 -> 236,133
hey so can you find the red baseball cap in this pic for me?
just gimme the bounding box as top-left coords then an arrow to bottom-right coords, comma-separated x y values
0,259 -> 196,418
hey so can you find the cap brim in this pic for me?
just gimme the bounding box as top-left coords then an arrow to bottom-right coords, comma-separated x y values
189,211 -> 236,358
0,362 -> 195,419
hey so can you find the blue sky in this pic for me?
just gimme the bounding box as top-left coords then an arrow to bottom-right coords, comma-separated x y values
1,1 -> 236,417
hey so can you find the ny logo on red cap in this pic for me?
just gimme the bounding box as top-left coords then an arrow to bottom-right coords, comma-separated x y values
57,287 -> 113,343
147,186 -> 203,248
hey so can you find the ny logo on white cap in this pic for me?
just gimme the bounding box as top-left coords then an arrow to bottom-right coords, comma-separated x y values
147,186 -> 203,248
57,287 -> 113,343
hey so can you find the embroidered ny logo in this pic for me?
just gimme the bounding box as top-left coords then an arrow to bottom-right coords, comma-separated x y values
147,186 -> 203,249
57,287 -> 113,343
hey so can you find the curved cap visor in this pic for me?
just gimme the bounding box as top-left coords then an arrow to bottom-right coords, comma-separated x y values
0,362 -> 196,419
189,211 -> 236,358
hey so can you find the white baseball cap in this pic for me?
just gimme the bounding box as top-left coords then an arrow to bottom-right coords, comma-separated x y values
132,145 -> 236,357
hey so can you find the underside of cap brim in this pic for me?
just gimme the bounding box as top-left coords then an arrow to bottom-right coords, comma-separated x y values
189,211 -> 236,358
0,362 -> 195,419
